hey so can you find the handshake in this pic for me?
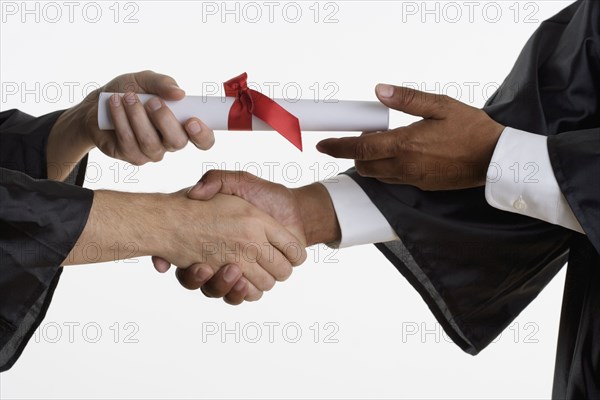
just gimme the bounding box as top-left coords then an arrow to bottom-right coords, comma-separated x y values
51,71 -> 340,305
66,169 -> 341,305
59,70 -> 504,305
155,171 -> 342,304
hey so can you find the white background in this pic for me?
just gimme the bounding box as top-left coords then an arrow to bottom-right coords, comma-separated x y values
0,1 -> 573,398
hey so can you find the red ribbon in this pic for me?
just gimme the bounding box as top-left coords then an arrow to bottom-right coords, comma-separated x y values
224,72 -> 303,151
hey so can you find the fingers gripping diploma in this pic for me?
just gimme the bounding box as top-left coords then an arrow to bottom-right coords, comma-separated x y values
316,84 -> 505,191
87,71 -> 215,165
47,71 -> 216,181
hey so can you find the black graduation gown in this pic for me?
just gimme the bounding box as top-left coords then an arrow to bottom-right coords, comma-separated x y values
0,109 -> 92,371
346,1 -> 599,397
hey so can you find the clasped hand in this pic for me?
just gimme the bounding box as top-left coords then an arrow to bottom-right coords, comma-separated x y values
54,70 -> 308,305
151,188 -> 307,303
158,84 -> 508,304
153,171 -> 310,304
63,72 -> 506,306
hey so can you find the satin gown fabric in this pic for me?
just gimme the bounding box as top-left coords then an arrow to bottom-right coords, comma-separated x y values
0,109 -> 92,371
347,1 -> 599,397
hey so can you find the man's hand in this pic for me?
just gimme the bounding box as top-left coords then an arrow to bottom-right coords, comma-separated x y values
160,190 -> 306,300
153,170 -> 341,305
47,70 -> 215,180
316,84 -> 505,191
65,188 -> 306,301
191,170 -> 307,244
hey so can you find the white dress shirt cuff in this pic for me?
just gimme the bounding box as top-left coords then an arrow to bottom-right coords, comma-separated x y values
485,127 -> 584,234
320,175 -> 399,248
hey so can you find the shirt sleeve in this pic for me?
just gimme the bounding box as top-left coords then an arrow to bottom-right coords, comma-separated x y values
320,174 -> 399,248
0,109 -> 93,372
485,127 -> 584,234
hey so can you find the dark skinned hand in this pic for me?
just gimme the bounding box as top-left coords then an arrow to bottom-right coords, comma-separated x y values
317,84 -> 505,191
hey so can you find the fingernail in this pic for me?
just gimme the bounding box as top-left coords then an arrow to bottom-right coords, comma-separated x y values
110,94 -> 121,107
196,266 -> 213,282
155,264 -> 167,273
223,265 -> 239,283
376,84 -> 394,98
232,279 -> 246,292
187,120 -> 202,134
146,97 -> 162,111
124,92 -> 138,105
186,180 -> 203,195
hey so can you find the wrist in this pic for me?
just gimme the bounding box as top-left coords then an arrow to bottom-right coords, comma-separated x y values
47,103 -> 95,181
481,115 -> 505,166
292,183 -> 341,246
139,191 -> 189,259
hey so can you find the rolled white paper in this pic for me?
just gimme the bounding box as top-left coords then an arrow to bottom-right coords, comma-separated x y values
98,92 -> 389,132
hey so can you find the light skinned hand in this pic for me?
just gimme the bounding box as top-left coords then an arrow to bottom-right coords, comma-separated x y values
153,170 -> 309,304
76,70 -> 215,165
154,189 -> 305,300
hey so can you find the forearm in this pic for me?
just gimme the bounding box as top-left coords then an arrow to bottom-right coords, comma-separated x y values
63,190 -> 168,265
46,104 -> 95,181
293,183 -> 341,246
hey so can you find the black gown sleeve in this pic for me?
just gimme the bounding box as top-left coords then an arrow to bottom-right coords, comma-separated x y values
344,0 -> 599,360
547,129 -> 600,252
0,109 -> 93,372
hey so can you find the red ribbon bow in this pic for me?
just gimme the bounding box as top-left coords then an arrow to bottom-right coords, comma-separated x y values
224,72 -> 303,151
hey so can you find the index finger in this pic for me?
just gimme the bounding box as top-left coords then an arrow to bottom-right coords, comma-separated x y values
316,129 -> 403,161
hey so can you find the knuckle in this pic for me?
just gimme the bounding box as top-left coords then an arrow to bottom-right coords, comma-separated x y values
354,141 -> 371,160
292,249 -> 307,267
159,75 -> 174,87
270,261 -> 288,281
400,88 -> 418,107
224,297 -> 244,306
261,276 -> 276,292
166,136 -> 188,151
439,94 -> 452,103
204,169 -> 220,180
140,142 -> 163,159
138,69 -> 154,76
408,140 -> 423,157
129,157 -> 148,167
436,94 -> 452,111
392,137 -> 407,155
277,265 -> 293,282
246,291 -> 264,302
240,170 -> 256,181
151,150 -> 165,162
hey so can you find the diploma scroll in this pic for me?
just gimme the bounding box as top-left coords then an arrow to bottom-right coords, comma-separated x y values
98,93 -> 390,133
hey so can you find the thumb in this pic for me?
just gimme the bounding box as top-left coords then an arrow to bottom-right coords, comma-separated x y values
134,70 -> 185,101
375,84 -> 449,119
187,170 -> 260,201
